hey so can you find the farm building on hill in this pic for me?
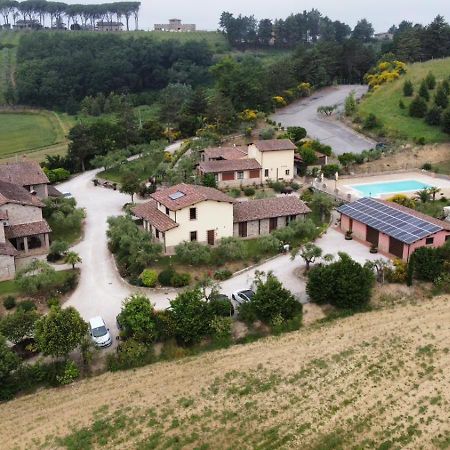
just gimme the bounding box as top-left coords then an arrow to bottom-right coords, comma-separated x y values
154,19 -> 196,32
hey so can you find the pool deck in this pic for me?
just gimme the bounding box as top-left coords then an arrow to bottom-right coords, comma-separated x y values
332,171 -> 450,201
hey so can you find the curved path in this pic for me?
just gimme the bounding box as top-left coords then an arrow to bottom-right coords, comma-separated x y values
271,85 -> 376,155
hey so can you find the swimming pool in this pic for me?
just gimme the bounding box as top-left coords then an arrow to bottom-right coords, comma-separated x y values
349,180 -> 431,198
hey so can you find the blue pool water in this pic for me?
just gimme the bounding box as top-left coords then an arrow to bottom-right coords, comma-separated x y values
350,180 -> 431,198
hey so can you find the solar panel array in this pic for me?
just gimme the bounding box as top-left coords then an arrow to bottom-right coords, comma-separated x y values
338,197 -> 443,244
169,191 -> 185,200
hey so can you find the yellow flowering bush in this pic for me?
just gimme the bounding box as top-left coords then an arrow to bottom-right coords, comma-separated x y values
297,82 -> 312,97
239,109 -> 258,122
273,96 -> 287,107
364,60 -> 407,90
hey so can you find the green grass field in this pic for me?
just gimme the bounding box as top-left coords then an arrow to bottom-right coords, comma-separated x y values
0,111 -> 75,159
358,58 -> 450,143
0,31 -> 20,103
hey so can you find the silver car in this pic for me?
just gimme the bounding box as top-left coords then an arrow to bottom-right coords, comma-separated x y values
89,316 -> 112,348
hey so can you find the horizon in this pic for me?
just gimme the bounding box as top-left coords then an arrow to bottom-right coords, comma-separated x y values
62,0 -> 450,33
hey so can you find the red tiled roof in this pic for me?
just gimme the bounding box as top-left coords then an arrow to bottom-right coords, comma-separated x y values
0,180 -> 44,207
378,199 -> 450,231
0,160 -> 49,186
151,183 -> 235,211
0,241 -> 18,256
5,220 -> 51,239
233,196 -> 311,223
252,139 -> 297,152
132,200 -> 178,232
48,185 -> 63,198
203,147 -> 248,161
199,159 -> 261,174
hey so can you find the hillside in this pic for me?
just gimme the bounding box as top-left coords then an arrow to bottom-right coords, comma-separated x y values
1,293 -> 450,449
0,30 -> 19,103
358,58 -> 450,143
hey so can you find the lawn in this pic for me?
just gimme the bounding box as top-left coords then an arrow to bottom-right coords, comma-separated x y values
0,30 -> 20,103
358,58 -> 450,143
0,111 -> 74,160
0,269 -> 75,298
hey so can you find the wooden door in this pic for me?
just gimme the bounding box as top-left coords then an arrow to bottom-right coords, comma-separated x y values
269,218 -> 278,232
238,222 -> 248,238
366,226 -> 379,247
207,230 -> 215,246
389,237 -> 404,259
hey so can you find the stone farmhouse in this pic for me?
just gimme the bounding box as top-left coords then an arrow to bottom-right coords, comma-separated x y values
132,183 -> 310,254
0,159 -> 50,199
0,160 -> 53,280
154,19 -> 196,32
198,139 -> 296,188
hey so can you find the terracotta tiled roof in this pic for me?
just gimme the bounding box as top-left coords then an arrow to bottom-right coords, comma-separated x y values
48,185 -> 63,198
0,180 -> 44,207
132,200 -> 178,232
0,160 -> 49,186
203,147 -> 248,161
252,139 -> 297,152
0,241 -> 18,256
151,183 -> 235,211
199,159 -> 261,174
5,220 -> 51,239
378,199 -> 450,231
233,196 -> 311,223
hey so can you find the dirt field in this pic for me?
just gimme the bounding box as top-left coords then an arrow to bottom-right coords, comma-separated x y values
353,143 -> 450,174
1,290 -> 450,449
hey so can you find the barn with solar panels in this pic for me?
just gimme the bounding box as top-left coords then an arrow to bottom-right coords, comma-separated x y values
337,198 -> 450,261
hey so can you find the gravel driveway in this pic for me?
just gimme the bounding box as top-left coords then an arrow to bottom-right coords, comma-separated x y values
57,165 -> 385,339
271,85 -> 376,155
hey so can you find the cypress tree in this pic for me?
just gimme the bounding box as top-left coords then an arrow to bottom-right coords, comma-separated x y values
434,86 -> 449,109
403,79 -> 414,97
409,96 -> 428,118
425,105 -> 442,126
419,80 -> 430,101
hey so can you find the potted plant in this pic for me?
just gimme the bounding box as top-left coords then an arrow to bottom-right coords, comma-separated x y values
345,230 -> 353,240
370,244 -> 378,254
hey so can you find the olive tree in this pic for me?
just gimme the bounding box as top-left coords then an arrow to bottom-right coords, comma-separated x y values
35,307 -> 88,358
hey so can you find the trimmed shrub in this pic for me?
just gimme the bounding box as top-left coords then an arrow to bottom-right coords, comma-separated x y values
16,300 -> 37,313
403,80 -> 413,97
255,235 -> 282,255
259,127 -> 276,140
214,237 -> 246,263
107,339 -> 154,371
56,360 -> 79,385
214,269 -> 233,281
171,273 -> 191,288
363,113 -> 379,129
158,267 -> 176,287
425,105 -> 442,126
139,269 -> 158,288
3,296 -> 16,310
243,187 -> 255,197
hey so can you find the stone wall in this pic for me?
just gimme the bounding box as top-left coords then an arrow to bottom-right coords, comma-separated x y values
0,255 -> 15,280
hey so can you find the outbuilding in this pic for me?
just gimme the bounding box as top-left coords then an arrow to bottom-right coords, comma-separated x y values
337,197 -> 450,261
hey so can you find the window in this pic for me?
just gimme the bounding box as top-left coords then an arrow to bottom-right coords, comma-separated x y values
155,229 -> 160,239
264,169 -> 269,177
237,171 -> 244,180
249,169 -> 260,179
426,237 -> 434,245
190,231 -> 197,242
190,207 -> 197,220
446,235 -> 450,242
222,171 -> 235,181
285,169 -> 290,176
165,207 -> 170,215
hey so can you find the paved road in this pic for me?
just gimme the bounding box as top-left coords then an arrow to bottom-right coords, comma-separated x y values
271,85 -> 376,155
57,166 -> 385,339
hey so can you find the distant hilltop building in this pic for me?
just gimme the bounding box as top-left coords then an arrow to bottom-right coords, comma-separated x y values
154,19 -> 196,32
374,32 -> 394,41
96,21 -> 124,32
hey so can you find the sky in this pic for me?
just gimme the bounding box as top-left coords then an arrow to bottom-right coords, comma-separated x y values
68,0 -> 449,33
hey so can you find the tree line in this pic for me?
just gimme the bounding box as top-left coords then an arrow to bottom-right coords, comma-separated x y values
15,33 -> 213,109
219,9 -> 375,48
384,15 -> 450,62
0,0 -> 140,30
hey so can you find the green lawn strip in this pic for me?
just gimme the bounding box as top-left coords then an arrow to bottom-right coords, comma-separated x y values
358,58 -> 450,143
415,200 -> 450,218
0,269 -> 75,298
